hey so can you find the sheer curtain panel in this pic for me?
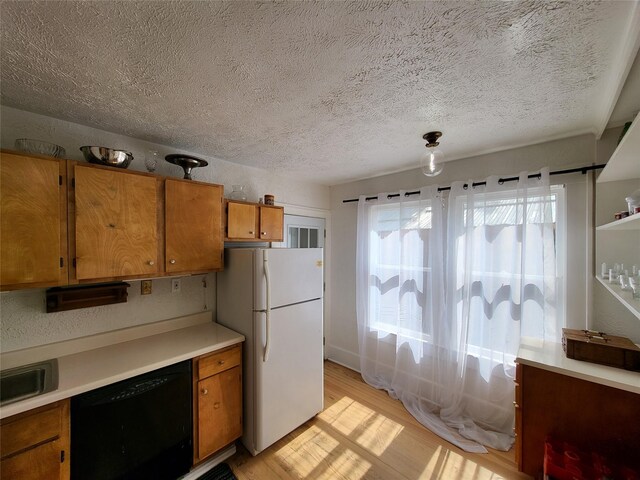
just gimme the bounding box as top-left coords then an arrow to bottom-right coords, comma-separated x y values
356,169 -> 562,453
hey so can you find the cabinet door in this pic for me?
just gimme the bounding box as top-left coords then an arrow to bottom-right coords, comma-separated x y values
0,152 -> 66,289
0,400 -> 69,480
1,439 -> 62,480
197,366 -> 242,460
259,206 -> 284,241
74,165 -> 158,280
166,180 -> 223,273
227,201 -> 257,239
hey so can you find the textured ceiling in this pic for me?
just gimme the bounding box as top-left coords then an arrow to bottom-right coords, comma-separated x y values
1,1 -> 638,185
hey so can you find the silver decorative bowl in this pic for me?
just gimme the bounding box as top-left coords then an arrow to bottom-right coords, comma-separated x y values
80,146 -> 133,168
15,138 -> 66,158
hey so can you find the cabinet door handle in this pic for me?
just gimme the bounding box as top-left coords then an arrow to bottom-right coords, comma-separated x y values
201,388 -> 208,395
214,402 -> 220,409
148,260 -> 155,266
170,259 -> 176,264
218,360 -> 225,365
249,231 -> 254,234
261,232 -> 267,235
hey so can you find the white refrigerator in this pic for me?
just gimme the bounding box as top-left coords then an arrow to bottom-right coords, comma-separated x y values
216,248 -> 324,456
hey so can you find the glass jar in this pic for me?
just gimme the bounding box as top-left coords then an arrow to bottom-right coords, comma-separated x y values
229,185 -> 247,201
625,188 -> 640,215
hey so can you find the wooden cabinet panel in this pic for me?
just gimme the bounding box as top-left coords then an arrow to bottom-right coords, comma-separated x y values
165,179 -> 223,273
259,206 -> 283,241
1,439 -> 63,480
197,344 -> 241,379
514,362 -> 522,469
193,343 -> 243,464
225,201 -> 284,241
0,405 -> 61,458
517,363 -> 640,476
226,201 -> 257,239
0,400 -> 70,480
1,153 -> 225,289
0,152 -> 66,289
74,165 -> 158,280
196,366 -> 242,461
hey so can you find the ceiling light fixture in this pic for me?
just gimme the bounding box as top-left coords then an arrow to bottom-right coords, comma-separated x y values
421,131 -> 444,177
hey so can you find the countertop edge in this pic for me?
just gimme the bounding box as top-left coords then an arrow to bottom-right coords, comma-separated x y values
516,338 -> 640,395
1,322 -> 244,419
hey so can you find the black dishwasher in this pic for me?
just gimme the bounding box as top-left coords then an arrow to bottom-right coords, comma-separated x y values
71,360 -> 192,480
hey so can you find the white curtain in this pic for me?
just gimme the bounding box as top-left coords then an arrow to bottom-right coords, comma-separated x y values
356,169 -> 560,453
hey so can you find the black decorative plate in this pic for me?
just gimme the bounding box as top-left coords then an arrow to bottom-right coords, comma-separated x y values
165,154 -> 208,180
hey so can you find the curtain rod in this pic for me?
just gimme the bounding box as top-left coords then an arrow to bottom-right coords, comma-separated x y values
341,164 -> 605,203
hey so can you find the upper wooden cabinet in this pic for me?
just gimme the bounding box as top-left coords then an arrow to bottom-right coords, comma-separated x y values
73,165 -> 159,280
165,179 -> 223,274
259,205 -> 284,242
1,150 -> 225,290
0,152 -> 67,290
225,200 -> 283,242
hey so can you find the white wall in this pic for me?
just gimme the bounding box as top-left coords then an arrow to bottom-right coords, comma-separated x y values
327,134 -> 597,371
1,106 -> 330,209
0,106 -> 330,352
1,275 -> 215,352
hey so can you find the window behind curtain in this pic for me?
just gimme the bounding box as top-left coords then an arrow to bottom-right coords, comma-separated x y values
449,185 -> 565,371
365,185 -> 565,345
367,200 -> 435,341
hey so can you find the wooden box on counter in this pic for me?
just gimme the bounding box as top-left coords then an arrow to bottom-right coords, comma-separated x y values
562,328 -> 640,371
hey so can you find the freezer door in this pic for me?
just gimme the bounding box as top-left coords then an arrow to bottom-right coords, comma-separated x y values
253,299 -> 323,454
254,248 -> 323,310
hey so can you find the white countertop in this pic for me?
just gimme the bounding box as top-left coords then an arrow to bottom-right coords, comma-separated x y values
516,337 -> 640,394
0,314 -> 244,419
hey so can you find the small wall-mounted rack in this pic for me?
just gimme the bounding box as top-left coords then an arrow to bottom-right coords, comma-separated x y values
46,282 -> 130,313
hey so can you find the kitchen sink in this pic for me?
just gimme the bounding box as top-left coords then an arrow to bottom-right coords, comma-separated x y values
0,359 -> 58,406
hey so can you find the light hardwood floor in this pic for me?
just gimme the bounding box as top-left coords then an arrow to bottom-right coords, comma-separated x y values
227,361 -> 531,480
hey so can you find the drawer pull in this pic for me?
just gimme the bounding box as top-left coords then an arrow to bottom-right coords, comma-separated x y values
214,402 -> 221,409
218,360 -> 225,365
148,260 -> 155,266
201,388 -> 208,395
261,231 -> 267,235
249,231 -> 254,234
170,259 -> 176,264
513,402 -> 519,408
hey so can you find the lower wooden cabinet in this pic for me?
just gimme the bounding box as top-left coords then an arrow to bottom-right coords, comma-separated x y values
515,363 -> 640,476
0,400 -> 70,480
193,344 -> 243,463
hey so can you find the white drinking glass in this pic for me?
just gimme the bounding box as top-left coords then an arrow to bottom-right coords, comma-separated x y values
145,150 -> 159,172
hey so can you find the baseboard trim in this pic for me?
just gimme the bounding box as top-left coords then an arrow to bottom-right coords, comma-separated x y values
326,345 -> 360,372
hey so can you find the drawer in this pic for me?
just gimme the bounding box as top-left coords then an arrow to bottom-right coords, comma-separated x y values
0,402 -> 63,459
197,344 -> 241,379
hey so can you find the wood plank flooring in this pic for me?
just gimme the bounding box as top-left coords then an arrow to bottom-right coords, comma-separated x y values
227,361 -> 531,480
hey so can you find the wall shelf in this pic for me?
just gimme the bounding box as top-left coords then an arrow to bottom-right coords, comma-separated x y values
597,115 -> 640,183
595,276 -> 640,320
596,214 -> 640,230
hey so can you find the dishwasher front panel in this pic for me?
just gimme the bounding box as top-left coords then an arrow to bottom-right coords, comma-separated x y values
71,360 -> 192,480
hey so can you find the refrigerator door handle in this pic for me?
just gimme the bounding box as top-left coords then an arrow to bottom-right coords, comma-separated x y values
263,250 -> 271,362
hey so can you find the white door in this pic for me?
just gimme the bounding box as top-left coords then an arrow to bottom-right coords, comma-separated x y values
253,299 -> 324,453
280,215 -> 325,248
